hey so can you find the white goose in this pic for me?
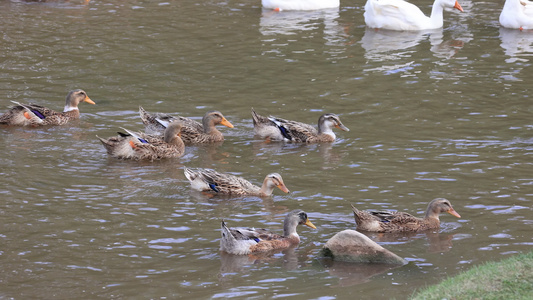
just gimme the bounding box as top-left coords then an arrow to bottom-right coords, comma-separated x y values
364,0 -> 463,31
500,0 -> 533,30
262,0 -> 339,11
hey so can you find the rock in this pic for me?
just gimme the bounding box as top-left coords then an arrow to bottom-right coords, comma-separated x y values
320,230 -> 407,265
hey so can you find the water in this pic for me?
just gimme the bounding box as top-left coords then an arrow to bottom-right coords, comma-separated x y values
0,0 -> 532,299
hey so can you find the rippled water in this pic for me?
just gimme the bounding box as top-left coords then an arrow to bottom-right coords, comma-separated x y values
1,0 -> 532,299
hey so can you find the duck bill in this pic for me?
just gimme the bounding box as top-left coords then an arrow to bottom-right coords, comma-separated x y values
220,118 -> 234,128
335,124 -> 350,132
304,219 -> 317,229
84,96 -> 96,105
277,183 -> 290,194
447,208 -> 461,218
454,1 -> 463,12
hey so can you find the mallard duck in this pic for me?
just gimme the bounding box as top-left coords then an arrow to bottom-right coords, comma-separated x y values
220,209 -> 316,255
97,121 -> 185,160
351,198 -> 461,233
364,0 -> 463,31
251,108 -> 349,143
183,167 -> 290,196
500,0 -> 533,30
0,89 -> 95,126
139,106 -> 233,143
262,0 -> 339,11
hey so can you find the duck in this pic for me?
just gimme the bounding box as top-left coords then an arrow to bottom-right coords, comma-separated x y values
351,198 -> 461,233
363,0 -> 463,31
96,121 -> 185,160
0,89 -> 95,126
262,0 -> 339,11
220,209 -> 317,255
183,167 -> 290,196
251,108 -> 349,143
499,0 -> 533,30
139,106 -> 233,144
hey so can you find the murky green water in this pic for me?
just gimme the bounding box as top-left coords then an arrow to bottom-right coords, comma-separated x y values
1,0 -> 532,299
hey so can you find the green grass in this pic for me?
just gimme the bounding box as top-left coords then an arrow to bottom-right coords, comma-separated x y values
410,251 -> 533,300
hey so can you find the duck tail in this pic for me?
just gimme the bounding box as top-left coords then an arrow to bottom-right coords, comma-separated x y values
251,108 -> 260,126
183,166 -> 196,181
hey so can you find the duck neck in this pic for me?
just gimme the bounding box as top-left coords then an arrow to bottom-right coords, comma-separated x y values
164,131 -> 184,148
428,2 -> 445,29
317,121 -> 336,140
203,119 -> 222,136
283,217 -> 300,241
259,178 -> 275,196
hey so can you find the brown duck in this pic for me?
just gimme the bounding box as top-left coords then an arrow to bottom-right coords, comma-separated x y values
0,89 -> 95,126
97,121 -> 185,160
352,198 -> 461,233
139,106 -> 233,143
220,210 -> 317,255
183,167 -> 290,197
251,108 -> 349,143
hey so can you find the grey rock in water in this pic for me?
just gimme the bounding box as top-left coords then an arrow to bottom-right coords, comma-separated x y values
320,230 -> 407,265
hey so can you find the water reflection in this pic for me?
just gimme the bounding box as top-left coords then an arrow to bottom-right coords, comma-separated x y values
499,27 -> 533,63
317,258 -> 403,287
219,246 -> 301,276
259,8 -> 344,46
360,28 -> 466,62
363,231 -> 457,253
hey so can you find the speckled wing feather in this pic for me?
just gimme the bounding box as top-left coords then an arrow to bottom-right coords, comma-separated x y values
0,103 -> 79,126
197,169 -> 260,195
269,116 -> 318,142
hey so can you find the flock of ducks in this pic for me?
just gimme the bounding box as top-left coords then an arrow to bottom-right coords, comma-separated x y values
264,0 -> 533,31
0,90 -> 462,256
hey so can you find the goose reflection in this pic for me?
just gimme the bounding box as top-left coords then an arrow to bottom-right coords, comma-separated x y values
499,27 -> 533,63
360,28 -> 465,62
260,8 -> 343,45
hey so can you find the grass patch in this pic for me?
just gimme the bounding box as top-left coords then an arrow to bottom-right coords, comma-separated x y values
410,251 -> 533,300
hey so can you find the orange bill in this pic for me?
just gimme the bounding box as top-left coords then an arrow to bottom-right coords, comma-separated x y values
454,1 -> 463,12
220,117 -> 234,128
277,183 -> 290,194
23,111 -> 32,120
84,96 -> 96,105
304,218 -> 317,229
335,124 -> 350,131
447,208 -> 461,218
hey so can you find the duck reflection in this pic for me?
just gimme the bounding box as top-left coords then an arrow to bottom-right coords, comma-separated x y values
259,8 -> 343,45
362,231 -> 456,253
219,245 -> 300,277
499,27 -> 533,63
318,258 -> 403,287
251,140 -> 346,166
360,28 -> 465,61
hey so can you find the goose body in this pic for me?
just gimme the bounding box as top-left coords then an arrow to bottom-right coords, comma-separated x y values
184,167 -> 289,197
251,109 -> 349,143
220,210 -> 316,255
500,0 -> 533,29
262,0 -> 339,11
364,0 -> 463,31
0,89 -> 94,126
352,198 -> 461,232
97,122 -> 185,160
139,106 -> 233,143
